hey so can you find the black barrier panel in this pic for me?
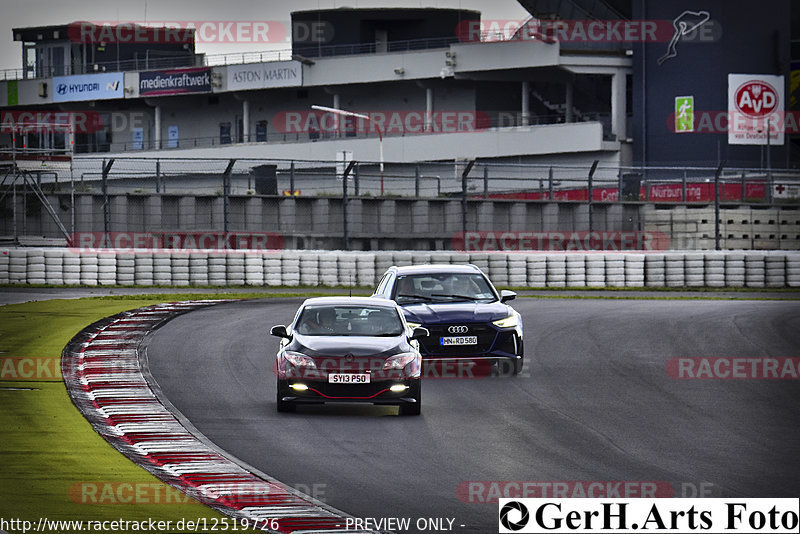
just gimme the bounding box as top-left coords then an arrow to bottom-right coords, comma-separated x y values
252,164 -> 278,195
622,173 -> 642,201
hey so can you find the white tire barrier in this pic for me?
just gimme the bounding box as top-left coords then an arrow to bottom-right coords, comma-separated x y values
97,252 -> 117,286
356,253 -> 376,287
507,255 -> 527,287
153,253 -> 172,286
80,253 -> 99,286
392,252 -> 413,267
468,253 -> 489,273
189,254 -> 209,286
526,255 -> 547,287
704,253 -> 726,288
725,253 -> 746,288
134,254 -> 154,286
226,253 -> 246,286
207,253 -> 227,286
644,254 -> 665,287
44,248 -> 64,285
605,254 -> 625,287
62,251 -> 81,285
245,254 -> 265,286
787,254 -> 800,288
264,256 -> 282,286
9,249 -> 27,284
299,253 -> 319,286
281,252 -> 300,287
488,254 -> 509,285
684,253 -> 705,288
171,253 -> 190,287
117,253 -> 136,285
624,254 -> 645,288
374,252 -> 394,278
338,253 -> 358,288
586,255 -> 606,287
665,253 -> 685,288
411,252 -> 431,265
2,248 -> 800,289
26,249 -> 46,285
765,255 -> 786,288
0,250 -> 9,284
319,254 -> 339,287
744,254 -> 766,288
565,255 -> 586,288
546,255 -> 567,288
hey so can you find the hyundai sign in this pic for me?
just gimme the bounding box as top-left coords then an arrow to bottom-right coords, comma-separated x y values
139,67 -> 211,96
53,73 -> 124,102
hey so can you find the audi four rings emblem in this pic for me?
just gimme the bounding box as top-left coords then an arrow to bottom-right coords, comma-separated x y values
448,325 -> 469,334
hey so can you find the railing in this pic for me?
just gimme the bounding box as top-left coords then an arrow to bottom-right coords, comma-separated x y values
0,29 -> 549,82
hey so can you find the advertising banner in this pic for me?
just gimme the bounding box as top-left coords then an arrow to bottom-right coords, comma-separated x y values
139,67 -> 211,96
728,73 -> 784,145
52,72 -> 123,102
227,61 -> 301,91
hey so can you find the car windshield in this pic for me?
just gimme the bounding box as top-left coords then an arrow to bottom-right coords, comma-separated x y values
394,273 -> 496,304
295,305 -> 405,336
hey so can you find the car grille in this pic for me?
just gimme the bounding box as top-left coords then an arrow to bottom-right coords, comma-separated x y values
419,324 -> 498,355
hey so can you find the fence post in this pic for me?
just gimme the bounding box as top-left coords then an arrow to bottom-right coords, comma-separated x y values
354,163 -> 360,197
587,160 -> 598,232
415,164 -> 420,197
340,160 -> 357,251
461,160 -> 476,235
289,160 -> 295,196
714,161 -> 725,251
102,159 -> 114,235
740,170 -> 746,202
682,170 -> 687,202
222,159 -> 235,233
155,159 -> 161,193
548,166 -> 554,200
483,165 -> 489,199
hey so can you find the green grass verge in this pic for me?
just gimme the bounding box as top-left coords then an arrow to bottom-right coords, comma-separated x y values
0,297 -> 261,533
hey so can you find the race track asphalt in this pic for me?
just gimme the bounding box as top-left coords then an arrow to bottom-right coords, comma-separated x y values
143,297 -> 800,533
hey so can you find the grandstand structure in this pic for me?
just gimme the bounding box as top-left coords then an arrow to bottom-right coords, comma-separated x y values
0,0 -> 797,250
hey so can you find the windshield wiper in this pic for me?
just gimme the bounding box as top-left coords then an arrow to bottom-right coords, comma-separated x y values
397,293 -> 434,302
430,293 -> 481,301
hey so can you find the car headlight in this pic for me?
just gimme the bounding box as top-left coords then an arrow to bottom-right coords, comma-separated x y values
492,314 -> 519,328
383,352 -> 418,370
283,351 -> 317,369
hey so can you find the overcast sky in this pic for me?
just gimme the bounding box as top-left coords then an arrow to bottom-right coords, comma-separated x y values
0,0 -> 530,73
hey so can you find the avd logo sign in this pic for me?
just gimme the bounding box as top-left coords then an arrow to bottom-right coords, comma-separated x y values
734,81 -> 778,118
728,74 -> 784,146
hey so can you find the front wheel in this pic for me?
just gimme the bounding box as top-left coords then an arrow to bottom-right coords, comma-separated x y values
398,380 -> 421,416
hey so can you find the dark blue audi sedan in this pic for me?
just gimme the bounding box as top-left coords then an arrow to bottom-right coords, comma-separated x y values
372,264 -> 523,375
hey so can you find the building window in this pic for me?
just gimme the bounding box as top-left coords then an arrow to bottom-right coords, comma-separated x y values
256,120 -> 268,142
219,122 -> 231,145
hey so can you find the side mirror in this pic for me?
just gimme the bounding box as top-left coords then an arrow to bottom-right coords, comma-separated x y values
410,327 -> 429,340
270,325 -> 291,339
500,290 -> 517,303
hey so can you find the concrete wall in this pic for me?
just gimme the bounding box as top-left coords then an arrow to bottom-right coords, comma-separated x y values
3,192 -> 799,251
1,248 -> 799,288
